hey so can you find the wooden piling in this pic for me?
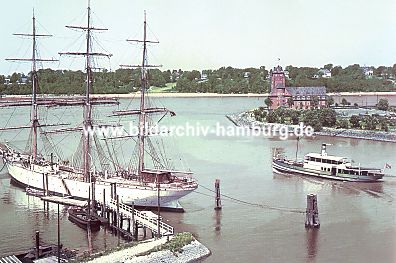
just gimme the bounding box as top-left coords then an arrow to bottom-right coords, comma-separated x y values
91,182 -> 96,213
35,231 -> 40,259
111,183 -> 117,200
50,153 -> 54,171
131,201 -> 135,235
106,210 -> 110,222
45,173 -> 49,196
42,174 -> 46,196
116,195 -> 120,245
305,194 -> 320,228
214,179 -> 222,210
102,188 -> 106,218
134,221 -> 138,240
127,218 -> 131,232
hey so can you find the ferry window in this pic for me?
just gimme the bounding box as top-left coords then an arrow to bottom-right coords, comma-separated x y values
362,171 -> 367,175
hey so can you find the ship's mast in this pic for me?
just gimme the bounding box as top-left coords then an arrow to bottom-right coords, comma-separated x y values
6,10 -> 57,162
31,13 -> 39,162
60,0 -> 111,182
137,12 -> 148,177
83,1 -> 93,182
120,12 -> 160,178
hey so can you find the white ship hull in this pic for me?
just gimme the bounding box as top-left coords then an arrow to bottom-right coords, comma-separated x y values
6,161 -> 195,207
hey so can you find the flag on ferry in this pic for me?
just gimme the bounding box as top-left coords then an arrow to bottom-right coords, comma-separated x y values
385,163 -> 392,169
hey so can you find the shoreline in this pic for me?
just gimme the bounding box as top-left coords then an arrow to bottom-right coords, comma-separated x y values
79,233 -> 211,263
1,91 -> 396,99
226,112 -> 396,143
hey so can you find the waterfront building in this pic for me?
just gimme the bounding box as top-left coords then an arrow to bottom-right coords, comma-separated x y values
268,65 -> 327,110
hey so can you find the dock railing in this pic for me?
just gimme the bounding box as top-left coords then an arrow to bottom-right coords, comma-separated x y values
103,199 -> 174,236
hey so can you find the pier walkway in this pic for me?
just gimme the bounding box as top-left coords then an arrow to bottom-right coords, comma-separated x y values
40,196 -> 87,207
100,199 -> 174,236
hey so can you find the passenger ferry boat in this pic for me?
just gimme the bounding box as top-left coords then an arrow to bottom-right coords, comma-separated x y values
272,143 -> 385,182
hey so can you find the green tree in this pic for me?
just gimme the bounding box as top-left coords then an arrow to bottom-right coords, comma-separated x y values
349,115 -> 361,128
287,97 -> 294,108
265,97 -> 273,108
302,110 -> 322,131
377,98 -> 389,111
320,108 -> 337,127
337,119 -> 349,129
290,110 -> 301,125
310,96 -> 319,109
331,66 -> 342,77
266,111 -> 278,123
341,98 -> 349,106
10,73 -> 20,83
363,116 -> 379,130
186,70 -> 201,81
380,119 -> 389,131
326,96 -> 334,107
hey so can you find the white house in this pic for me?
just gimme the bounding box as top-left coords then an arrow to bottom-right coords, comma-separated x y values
318,69 -> 332,78
362,67 -> 374,78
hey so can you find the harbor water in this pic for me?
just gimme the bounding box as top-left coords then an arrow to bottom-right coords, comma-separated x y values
0,95 -> 395,262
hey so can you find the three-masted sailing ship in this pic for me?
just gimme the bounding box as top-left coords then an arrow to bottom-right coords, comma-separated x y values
0,3 -> 197,209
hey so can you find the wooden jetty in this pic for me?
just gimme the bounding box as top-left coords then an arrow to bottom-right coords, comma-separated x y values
40,196 -> 87,207
96,197 -> 174,239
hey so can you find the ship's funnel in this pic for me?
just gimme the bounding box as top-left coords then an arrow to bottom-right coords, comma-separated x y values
321,143 -> 327,156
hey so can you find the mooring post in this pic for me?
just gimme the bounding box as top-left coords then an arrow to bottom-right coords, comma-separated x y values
50,153 -> 54,171
57,203 -> 60,263
91,182 -> 96,213
134,221 -> 138,240
305,194 -> 320,228
113,183 -> 117,200
214,179 -> 222,210
35,231 -> 40,259
116,194 -> 120,245
131,201 -> 135,235
127,218 -> 131,232
45,173 -> 49,196
102,188 -> 106,218
42,173 -> 46,196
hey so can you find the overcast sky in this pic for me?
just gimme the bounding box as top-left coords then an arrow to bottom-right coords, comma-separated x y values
1,0 -> 396,75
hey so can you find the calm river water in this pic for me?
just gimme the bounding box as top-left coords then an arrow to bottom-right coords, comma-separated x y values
0,95 -> 395,263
